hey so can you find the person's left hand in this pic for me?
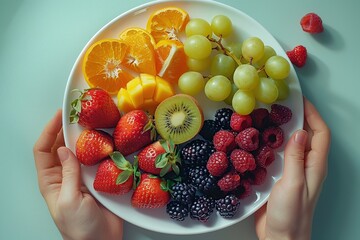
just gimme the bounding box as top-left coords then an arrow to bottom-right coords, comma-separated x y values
34,110 -> 123,240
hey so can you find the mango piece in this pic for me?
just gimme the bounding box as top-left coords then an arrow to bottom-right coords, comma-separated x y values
142,98 -> 158,114
140,73 -> 157,99
126,77 -> 144,108
153,76 -> 175,103
117,88 -> 136,113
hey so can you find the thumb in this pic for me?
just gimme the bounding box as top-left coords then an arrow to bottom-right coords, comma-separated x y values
282,130 -> 308,181
57,147 -> 82,201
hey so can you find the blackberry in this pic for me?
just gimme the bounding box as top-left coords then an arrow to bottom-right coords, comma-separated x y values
190,196 -> 214,222
199,119 -> 222,141
215,194 -> 240,218
188,165 -> 217,194
170,182 -> 196,205
215,108 -> 233,130
166,201 -> 189,221
181,139 -> 215,166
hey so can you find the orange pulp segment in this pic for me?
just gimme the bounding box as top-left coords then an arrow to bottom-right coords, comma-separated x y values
82,39 -> 134,95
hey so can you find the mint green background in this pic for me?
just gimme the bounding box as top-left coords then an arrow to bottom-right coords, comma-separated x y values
1,0 -> 359,239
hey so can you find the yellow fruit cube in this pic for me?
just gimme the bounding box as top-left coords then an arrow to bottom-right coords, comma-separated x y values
142,98 -> 158,115
153,76 -> 175,103
126,77 -> 144,108
117,88 -> 135,113
140,73 -> 157,99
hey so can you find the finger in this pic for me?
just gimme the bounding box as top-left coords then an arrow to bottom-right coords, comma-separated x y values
33,109 -> 63,171
282,129 -> 308,183
57,147 -> 82,202
254,203 -> 267,239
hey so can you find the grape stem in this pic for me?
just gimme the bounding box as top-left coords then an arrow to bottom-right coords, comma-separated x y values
207,36 -> 242,66
257,65 -> 268,77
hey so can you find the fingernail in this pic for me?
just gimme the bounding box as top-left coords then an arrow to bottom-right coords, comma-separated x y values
294,130 -> 307,145
57,147 -> 69,163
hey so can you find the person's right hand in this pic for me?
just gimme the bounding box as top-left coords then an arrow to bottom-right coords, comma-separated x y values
254,97 -> 331,240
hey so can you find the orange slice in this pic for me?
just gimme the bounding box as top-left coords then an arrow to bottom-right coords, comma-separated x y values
155,39 -> 188,84
146,7 -> 189,43
119,27 -> 157,75
82,39 -> 134,95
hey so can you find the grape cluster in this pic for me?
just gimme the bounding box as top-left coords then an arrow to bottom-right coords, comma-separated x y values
178,15 -> 291,115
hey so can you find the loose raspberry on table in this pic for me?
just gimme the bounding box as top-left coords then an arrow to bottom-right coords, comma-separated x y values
215,108 -> 233,130
300,12 -> 324,34
230,149 -> 256,173
262,126 -> 284,149
235,127 -> 260,152
254,144 -> 275,167
270,104 -> 292,126
287,45 -> 307,68
230,113 -> 252,132
250,108 -> 270,130
206,151 -> 229,177
213,130 -> 237,153
217,171 -> 241,192
199,119 -> 222,141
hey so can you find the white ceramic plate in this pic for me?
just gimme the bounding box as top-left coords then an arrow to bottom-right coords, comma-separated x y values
63,0 -> 303,235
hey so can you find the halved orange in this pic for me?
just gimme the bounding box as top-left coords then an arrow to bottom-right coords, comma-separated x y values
82,39 -> 134,95
146,7 -> 190,43
119,27 -> 157,75
155,39 -> 188,84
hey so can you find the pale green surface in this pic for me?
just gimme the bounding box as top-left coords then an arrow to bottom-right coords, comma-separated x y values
1,0 -> 359,239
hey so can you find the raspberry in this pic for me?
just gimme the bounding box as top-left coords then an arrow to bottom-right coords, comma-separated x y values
235,127 -> 260,151
254,145 -> 275,167
287,45 -> 307,68
262,126 -> 284,149
300,13 -> 324,34
270,104 -> 292,126
232,180 -> 253,199
206,151 -> 229,177
166,201 -> 189,221
199,119 -> 222,141
181,139 -> 215,166
213,130 -> 237,153
250,108 -> 270,130
215,108 -> 233,130
230,113 -> 252,132
217,171 -> 241,192
252,167 -> 267,185
230,149 -> 256,173
215,194 -> 240,218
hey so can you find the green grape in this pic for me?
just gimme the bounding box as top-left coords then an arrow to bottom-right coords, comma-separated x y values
204,75 -> 232,101
254,77 -> 279,104
210,53 -> 236,79
178,71 -> 205,96
211,15 -> 232,38
232,90 -> 256,115
224,82 -> 238,106
233,64 -> 260,91
187,57 -> 211,72
274,79 -> 290,100
265,56 -> 290,80
185,18 -> 212,37
241,37 -> 265,63
226,42 -> 242,59
184,35 -> 212,60
256,45 -> 276,67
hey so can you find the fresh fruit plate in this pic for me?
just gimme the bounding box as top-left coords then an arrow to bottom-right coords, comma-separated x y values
63,0 -> 303,235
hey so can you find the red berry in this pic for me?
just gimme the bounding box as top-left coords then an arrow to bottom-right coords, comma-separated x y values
300,13 -> 324,34
270,104 -> 292,126
206,151 -> 229,177
235,127 -> 260,152
262,126 -> 284,149
250,108 -> 270,130
254,145 -> 275,167
287,45 -> 307,68
217,171 -> 241,192
230,113 -> 253,132
213,130 -> 237,153
251,167 -> 267,185
233,180 -> 253,199
230,149 -> 256,174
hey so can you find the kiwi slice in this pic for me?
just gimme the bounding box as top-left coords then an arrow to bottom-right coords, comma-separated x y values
155,94 -> 204,144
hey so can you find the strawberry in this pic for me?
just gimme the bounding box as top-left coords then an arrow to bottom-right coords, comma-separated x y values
113,110 -> 156,156
286,45 -> 307,68
75,129 -> 114,166
70,88 -> 121,129
136,139 -> 180,177
93,151 -> 139,194
131,174 -> 170,208
300,13 -> 324,34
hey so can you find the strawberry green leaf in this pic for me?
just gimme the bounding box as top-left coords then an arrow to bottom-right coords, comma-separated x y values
155,154 -> 168,168
110,151 -> 132,170
159,139 -> 170,152
116,170 -> 132,185
172,164 -> 180,176
159,163 -> 171,177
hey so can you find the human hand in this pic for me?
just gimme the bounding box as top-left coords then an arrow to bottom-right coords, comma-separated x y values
254,98 -> 331,240
33,110 -> 123,240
